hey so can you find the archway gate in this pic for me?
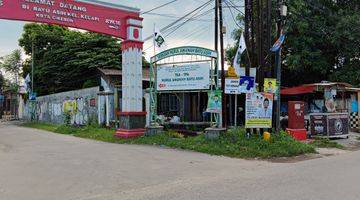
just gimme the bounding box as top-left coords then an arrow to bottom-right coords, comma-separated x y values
149,46 -> 220,127
0,0 -> 146,136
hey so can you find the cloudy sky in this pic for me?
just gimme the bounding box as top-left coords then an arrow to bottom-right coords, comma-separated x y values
0,0 -> 243,60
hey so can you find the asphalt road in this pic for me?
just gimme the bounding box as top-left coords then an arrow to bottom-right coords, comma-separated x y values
1,122 -> 360,200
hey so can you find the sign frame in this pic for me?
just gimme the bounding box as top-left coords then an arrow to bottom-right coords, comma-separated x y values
0,0 -> 140,39
151,46 -> 218,63
245,92 -> 274,128
156,62 -> 211,91
149,46 -> 219,126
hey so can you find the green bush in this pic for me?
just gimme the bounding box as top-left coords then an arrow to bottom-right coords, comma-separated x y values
54,125 -> 79,135
22,123 -> 316,159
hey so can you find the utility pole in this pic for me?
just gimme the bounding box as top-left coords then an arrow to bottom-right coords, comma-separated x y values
275,1 -> 287,132
244,0 -> 250,75
215,0 -> 218,53
244,0 -> 274,133
218,0 -> 227,128
31,42 -> 34,94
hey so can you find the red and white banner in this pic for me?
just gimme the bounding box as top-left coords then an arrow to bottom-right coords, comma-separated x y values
0,0 -> 141,39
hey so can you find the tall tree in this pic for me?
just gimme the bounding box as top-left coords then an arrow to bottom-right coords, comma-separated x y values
19,23 -> 123,95
0,49 -> 22,87
226,0 -> 360,87
282,0 -> 359,86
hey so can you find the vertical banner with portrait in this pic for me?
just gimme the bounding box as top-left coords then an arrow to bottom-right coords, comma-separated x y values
206,90 -> 222,113
264,78 -> 278,94
245,93 -> 274,128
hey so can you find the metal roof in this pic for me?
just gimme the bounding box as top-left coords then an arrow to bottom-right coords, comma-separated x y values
97,68 -> 150,80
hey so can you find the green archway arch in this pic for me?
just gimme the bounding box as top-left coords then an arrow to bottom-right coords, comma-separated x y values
149,46 -> 220,126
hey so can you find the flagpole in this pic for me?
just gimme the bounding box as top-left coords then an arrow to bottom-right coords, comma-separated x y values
153,23 -> 156,57
150,23 -> 156,125
234,94 -> 238,127
245,50 -> 252,68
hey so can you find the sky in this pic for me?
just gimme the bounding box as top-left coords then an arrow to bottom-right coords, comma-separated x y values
0,0 -> 243,61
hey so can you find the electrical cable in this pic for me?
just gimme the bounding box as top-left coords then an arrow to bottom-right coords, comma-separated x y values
141,0 -> 179,14
164,4 -> 214,38
224,0 -> 243,28
225,0 -> 245,15
142,12 -> 213,22
143,0 -> 214,42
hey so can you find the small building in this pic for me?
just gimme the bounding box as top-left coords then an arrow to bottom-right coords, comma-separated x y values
0,88 -> 20,121
281,82 -> 360,132
97,68 -> 150,126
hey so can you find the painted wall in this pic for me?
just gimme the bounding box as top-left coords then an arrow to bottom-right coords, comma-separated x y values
23,87 -> 99,125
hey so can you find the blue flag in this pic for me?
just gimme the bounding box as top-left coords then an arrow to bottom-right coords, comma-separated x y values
270,34 -> 286,52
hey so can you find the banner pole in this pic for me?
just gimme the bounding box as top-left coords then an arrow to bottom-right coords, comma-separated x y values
234,94 -> 238,127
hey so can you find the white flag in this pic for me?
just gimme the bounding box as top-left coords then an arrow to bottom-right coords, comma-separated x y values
154,26 -> 167,52
233,33 -> 247,76
25,74 -> 31,84
24,74 -> 31,93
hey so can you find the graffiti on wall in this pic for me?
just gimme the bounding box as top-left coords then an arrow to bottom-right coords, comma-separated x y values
24,88 -> 98,125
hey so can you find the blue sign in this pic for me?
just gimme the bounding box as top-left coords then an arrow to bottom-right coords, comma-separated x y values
225,76 -> 255,94
239,76 -> 255,93
0,94 -> 4,104
29,92 -> 37,100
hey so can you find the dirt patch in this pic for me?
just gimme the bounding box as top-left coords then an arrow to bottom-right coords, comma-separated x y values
267,153 -> 322,163
344,142 -> 360,151
268,147 -> 352,163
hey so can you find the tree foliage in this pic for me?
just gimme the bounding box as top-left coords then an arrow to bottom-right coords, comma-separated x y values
283,0 -> 359,86
0,49 -> 22,85
227,0 -> 360,87
0,73 -> 4,90
19,23 -> 123,95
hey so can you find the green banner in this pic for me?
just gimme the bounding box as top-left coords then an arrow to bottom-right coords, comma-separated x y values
206,90 -> 222,113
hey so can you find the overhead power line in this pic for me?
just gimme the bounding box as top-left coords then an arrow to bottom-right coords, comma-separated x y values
143,0 -> 214,42
142,12 -> 213,22
164,3 -> 214,38
225,0 -> 245,15
224,0 -> 243,28
141,0 -> 179,14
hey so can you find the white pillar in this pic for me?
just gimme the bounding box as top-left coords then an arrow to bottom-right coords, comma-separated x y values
18,94 -> 24,119
115,17 -> 146,138
122,47 -> 143,112
121,18 -> 144,113
144,91 -> 150,126
98,95 -> 102,124
105,94 -> 110,126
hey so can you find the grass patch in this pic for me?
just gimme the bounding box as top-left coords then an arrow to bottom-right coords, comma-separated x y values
310,138 -> 344,149
22,122 -> 316,159
357,137 -> 360,141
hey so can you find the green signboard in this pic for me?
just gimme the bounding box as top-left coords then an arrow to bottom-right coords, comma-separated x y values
151,46 -> 218,63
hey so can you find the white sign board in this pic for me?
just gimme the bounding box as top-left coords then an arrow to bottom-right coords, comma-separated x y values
225,78 -> 241,94
225,76 -> 255,94
157,62 -> 210,91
